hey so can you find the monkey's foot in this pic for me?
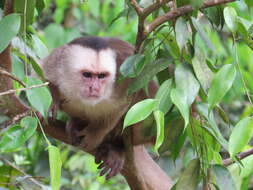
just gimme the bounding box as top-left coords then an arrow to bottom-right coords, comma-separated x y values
95,144 -> 125,180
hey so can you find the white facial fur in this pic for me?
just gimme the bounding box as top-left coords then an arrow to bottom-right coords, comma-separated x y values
58,45 -> 117,107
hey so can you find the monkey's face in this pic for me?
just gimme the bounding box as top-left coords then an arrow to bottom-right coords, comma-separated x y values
81,70 -> 110,99
60,45 -> 117,106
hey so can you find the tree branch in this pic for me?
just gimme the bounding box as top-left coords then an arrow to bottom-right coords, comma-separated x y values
223,148 -> 253,166
146,0 -> 236,35
142,0 -> 172,18
130,0 -> 143,16
0,67 -> 26,87
132,0 -> 236,52
0,82 -> 49,96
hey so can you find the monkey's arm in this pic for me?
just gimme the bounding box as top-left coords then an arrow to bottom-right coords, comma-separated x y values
77,102 -> 131,151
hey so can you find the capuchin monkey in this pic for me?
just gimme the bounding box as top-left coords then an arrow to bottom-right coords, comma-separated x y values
41,36 -> 156,179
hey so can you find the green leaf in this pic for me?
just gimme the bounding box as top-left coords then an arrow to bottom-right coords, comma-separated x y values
191,17 -> 215,52
12,55 -> 25,81
155,79 -> 173,114
171,88 -> 189,128
0,116 -> 37,152
44,23 -> 66,49
0,126 -> 25,152
213,165 -> 236,190
192,49 -> 213,93
26,77 -> 52,117
128,59 -> 170,94
245,0 -> 253,7
87,0 -> 100,18
223,7 -> 238,33
30,59 -> 45,79
48,145 -> 62,190
109,8 -> 129,26
203,6 -> 223,27
175,64 -> 200,106
14,0 -> 36,31
31,34 -> 49,59
175,17 -> 191,51
207,64 -> 236,111
229,117 -> 253,157
20,116 -> 38,139
172,159 -> 200,190
120,54 -> 145,78
171,64 -> 200,128
123,99 -> 159,129
0,14 -> 21,53
36,0 -> 45,13
153,110 -> 164,153
196,103 -> 228,150
237,20 -> 248,40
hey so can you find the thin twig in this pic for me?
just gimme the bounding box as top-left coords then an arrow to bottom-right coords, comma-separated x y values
223,148 -> 253,166
0,67 -> 26,87
2,110 -> 31,128
0,82 -> 49,96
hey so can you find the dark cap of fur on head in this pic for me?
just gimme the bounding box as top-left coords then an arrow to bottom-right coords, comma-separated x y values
69,36 -> 109,51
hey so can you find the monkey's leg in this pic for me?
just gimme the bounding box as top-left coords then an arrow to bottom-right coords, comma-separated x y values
94,142 -> 125,180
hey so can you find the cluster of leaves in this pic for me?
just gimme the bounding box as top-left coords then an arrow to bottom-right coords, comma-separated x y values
120,1 -> 253,190
0,0 -> 253,190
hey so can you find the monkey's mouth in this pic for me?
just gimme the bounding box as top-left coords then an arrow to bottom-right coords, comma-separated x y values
87,94 -> 100,99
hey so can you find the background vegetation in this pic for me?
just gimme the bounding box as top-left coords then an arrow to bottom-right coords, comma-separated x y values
0,0 -> 253,189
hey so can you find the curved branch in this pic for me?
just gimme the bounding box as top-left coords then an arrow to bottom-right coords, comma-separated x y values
0,67 -> 26,87
146,0 -> 236,35
142,0 -> 172,18
130,0 -> 143,16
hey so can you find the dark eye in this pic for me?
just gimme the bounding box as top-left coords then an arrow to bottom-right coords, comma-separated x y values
98,73 -> 106,79
83,72 -> 92,78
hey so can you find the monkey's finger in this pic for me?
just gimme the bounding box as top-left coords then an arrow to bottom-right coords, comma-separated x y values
100,166 -> 110,177
106,163 -> 119,180
97,162 -> 106,169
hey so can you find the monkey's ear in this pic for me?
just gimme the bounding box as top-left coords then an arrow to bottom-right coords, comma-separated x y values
107,38 -> 135,65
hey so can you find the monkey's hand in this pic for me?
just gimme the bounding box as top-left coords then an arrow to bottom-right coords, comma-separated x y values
77,127 -> 105,151
95,143 -> 125,180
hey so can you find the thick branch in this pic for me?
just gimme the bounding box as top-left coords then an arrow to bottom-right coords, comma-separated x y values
223,148 -> 253,166
146,0 -> 236,35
